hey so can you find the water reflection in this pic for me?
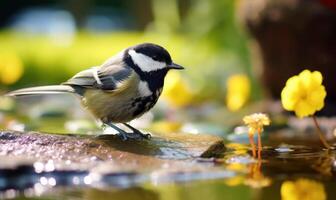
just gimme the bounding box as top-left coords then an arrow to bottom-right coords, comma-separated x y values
0,143 -> 336,199
84,188 -> 159,200
1,120 -> 336,200
244,159 -> 271,188
281,179 -> 326,200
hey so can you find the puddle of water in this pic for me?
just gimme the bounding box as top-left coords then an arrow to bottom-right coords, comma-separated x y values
0,144 -> 334,200
1,98 -> 335,200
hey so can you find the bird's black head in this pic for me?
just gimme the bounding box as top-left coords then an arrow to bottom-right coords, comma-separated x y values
127,43 -> 184,73
134,43 -> 172,64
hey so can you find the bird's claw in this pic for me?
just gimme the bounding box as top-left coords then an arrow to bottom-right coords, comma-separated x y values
117,132 -> 129,141
103,123 -> 151,141
116,130 -> 151,141
132,129 -> 151,140
142,133 -> 151,139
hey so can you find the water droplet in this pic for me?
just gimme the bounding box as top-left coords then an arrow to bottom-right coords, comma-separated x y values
84,176 -> 92,185
45,160 -> 55,172
226,155 -> 254,164
72,176 -> 80,185
34,162 -> 44,173
275,147 -> 294,153
40,177 -> 48,185
33,183 -> 45,196
48,177 -> 56,186
3,189 -> 17,199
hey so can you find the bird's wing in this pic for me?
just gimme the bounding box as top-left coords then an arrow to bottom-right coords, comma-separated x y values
63,64 -> 134,91
98,64 -> 134,91
63,49 -> 135,92
62,68 -> 97,88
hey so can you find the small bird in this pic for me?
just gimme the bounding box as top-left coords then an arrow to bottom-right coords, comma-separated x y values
6,43 -> 184,140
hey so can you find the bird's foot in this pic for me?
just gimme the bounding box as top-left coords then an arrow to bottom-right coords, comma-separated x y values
116,131 -> 129,141
131,129 -> 151,140
102,123 -> 151,141
116,130 -> 151,141
122,123 -> 151,140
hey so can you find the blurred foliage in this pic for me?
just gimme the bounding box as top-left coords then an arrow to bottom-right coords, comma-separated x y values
226,74 -> 250,112
0,29 -> 251,105
0,52 -> 24,85
0,0 -> 258,110
162,70 -> 195,107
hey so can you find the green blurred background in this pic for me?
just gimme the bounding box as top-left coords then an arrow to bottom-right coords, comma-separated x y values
0,0 -> 264,135
0,0 -> 256,104
1,2 -> 336,199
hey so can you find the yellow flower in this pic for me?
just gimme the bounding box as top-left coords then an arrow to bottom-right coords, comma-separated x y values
226,74 -> 250,111
281,70 -> 326,118
162,71 -> 194,107
243,113 -> 271,135
281,179 -> 326,200
0,52 -> 24,85
243,113 -> 270,157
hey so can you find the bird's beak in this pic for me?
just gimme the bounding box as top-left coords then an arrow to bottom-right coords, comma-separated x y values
168,63 -> 184,70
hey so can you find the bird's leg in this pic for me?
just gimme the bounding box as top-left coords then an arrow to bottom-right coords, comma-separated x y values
123,123 -> 151,139
106,123 -> 129,141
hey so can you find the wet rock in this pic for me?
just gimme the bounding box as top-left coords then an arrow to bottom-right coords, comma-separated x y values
0,130 -> 226,192
0,130 -> 225,173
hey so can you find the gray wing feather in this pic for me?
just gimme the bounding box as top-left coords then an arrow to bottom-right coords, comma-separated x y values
63,57 -> 132,91
63,68 -> 97,88
97,64 -> 132,90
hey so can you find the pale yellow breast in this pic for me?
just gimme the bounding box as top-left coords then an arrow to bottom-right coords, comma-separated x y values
82,72 -> 140,123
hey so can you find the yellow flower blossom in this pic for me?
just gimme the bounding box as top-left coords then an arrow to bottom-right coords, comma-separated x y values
0,52 -> 24,85
243,113 -> 271,134
281,70 -> 326,118
226,74 -> 250,111
243,113 -> 270,157
162,71 -> 194,107
281,179 -> 326,200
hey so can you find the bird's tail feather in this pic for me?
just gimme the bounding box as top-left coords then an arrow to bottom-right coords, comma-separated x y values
6,85 -> 76,97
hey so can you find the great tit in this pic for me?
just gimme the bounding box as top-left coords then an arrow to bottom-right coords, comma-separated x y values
7,43 -> 184,140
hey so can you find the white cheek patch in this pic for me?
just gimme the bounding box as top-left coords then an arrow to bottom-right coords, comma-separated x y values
129,50 -> 166,72
138,81 -> 152,97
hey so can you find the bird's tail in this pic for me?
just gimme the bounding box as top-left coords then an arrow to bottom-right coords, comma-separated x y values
6,85 -> 76,97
